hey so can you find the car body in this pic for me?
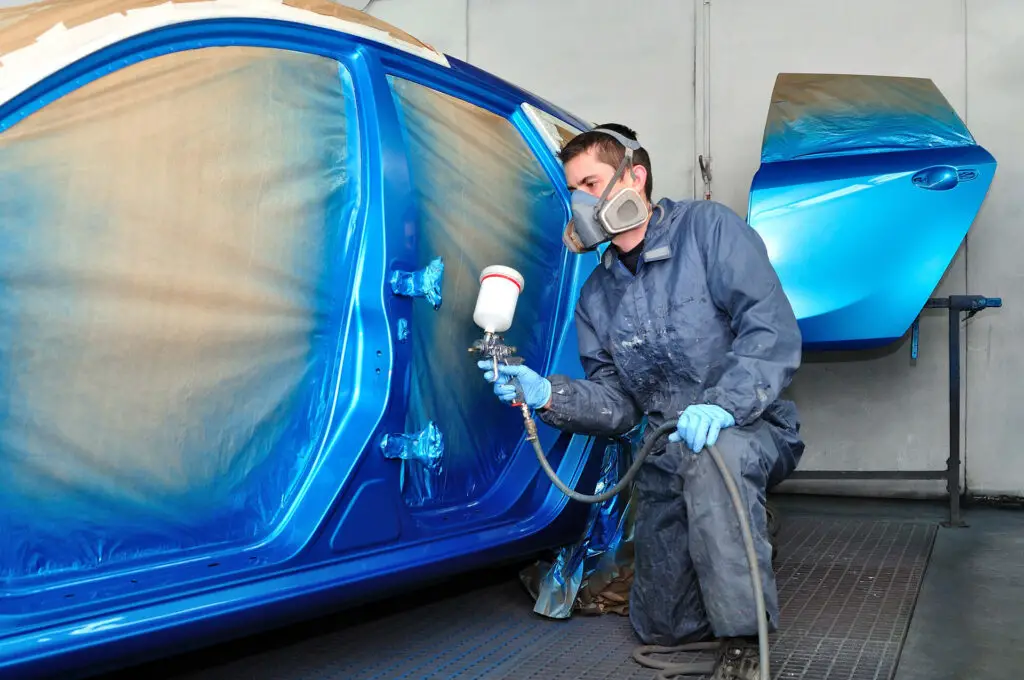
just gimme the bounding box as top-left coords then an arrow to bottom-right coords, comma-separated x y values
0,2 -> 995,678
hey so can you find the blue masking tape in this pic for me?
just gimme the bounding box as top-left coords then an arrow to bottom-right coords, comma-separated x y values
381,421 -> 445,507
389,257 -> 444,310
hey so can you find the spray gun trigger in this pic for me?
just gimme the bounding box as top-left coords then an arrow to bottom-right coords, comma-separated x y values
496,357 -> 527,407
509,377 -> 528,408
467,330 -> 526,406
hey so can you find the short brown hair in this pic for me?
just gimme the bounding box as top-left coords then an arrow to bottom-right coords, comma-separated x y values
558,123 -> 653,200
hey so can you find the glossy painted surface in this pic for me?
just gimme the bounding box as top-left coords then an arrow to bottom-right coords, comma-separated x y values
0,17 -> 606,680
749,73 -> 997,349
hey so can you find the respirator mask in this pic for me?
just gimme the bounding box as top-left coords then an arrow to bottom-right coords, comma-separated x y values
562,127 -> 651,254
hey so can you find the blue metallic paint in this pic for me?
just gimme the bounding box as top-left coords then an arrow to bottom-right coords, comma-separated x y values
749,145 -> 996,350
0,19 -> 602,680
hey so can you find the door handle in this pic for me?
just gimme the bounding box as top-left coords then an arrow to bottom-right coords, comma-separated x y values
912,165 -> 959,191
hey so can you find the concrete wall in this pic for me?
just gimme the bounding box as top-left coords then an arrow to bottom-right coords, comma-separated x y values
960,0 -> 1024,497
368,0 -> 697,202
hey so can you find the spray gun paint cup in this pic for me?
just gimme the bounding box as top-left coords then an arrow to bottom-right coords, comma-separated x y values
473,265 -> 524,334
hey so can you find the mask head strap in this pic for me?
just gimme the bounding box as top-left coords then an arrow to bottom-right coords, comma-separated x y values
591,126 -> 642,178
588,127 -> 643,209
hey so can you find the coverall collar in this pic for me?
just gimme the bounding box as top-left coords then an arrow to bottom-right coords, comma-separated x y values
602,200 -> 672,275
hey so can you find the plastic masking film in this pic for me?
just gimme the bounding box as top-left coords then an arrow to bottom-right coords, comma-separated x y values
761,73 -> 975,163
387,76 -> 567,508
528,429 -> 640,619
0,46 -> 361,582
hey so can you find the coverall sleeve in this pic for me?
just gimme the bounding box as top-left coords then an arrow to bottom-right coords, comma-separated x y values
536,301 -> 643,437
696,202 -> 802,426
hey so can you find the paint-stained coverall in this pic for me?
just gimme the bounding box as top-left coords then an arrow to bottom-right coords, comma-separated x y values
537,197 -> 805,645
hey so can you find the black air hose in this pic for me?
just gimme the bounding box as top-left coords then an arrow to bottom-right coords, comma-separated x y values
522,417 -> 769,680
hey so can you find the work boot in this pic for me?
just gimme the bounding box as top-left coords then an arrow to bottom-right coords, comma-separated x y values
711,638 -> 761,680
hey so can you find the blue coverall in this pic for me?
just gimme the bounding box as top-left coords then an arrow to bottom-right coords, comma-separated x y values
536,198 -> 805,645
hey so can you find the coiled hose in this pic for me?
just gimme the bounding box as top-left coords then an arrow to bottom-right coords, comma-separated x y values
523,415 -> 769,680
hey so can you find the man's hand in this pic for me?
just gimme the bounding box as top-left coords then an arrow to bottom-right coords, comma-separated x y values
478,360 -> 552,410
668,404 -> 735,453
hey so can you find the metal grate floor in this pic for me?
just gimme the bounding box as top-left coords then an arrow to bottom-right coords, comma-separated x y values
768,518 -> 935,679
173,516 -> 936,680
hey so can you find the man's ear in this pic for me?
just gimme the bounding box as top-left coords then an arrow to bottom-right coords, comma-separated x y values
628,164 -> 648,193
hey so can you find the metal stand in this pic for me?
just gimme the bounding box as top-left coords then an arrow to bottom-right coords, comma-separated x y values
789,294 -> 1002,528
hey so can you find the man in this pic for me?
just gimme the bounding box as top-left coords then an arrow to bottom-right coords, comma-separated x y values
479,124 -> 805,680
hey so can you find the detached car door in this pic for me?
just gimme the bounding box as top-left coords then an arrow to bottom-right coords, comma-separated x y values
747,73 -> 996,350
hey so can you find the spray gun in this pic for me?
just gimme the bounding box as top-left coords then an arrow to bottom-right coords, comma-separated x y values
467,266 -> 541,444
469,265 -> 771,680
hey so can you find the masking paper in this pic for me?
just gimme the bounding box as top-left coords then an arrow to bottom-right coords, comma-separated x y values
0,45 -> 360,582
761,73 -> 975,163
0,0 -> 432,58
387,76 -> 568,508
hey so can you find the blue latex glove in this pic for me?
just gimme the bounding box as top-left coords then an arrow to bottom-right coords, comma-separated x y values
478,360 -> 552,410
668,404 -> 735,453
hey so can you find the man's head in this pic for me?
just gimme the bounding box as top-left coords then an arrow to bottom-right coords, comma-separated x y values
559,123 -> 653,203
558,123 -> 654,253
